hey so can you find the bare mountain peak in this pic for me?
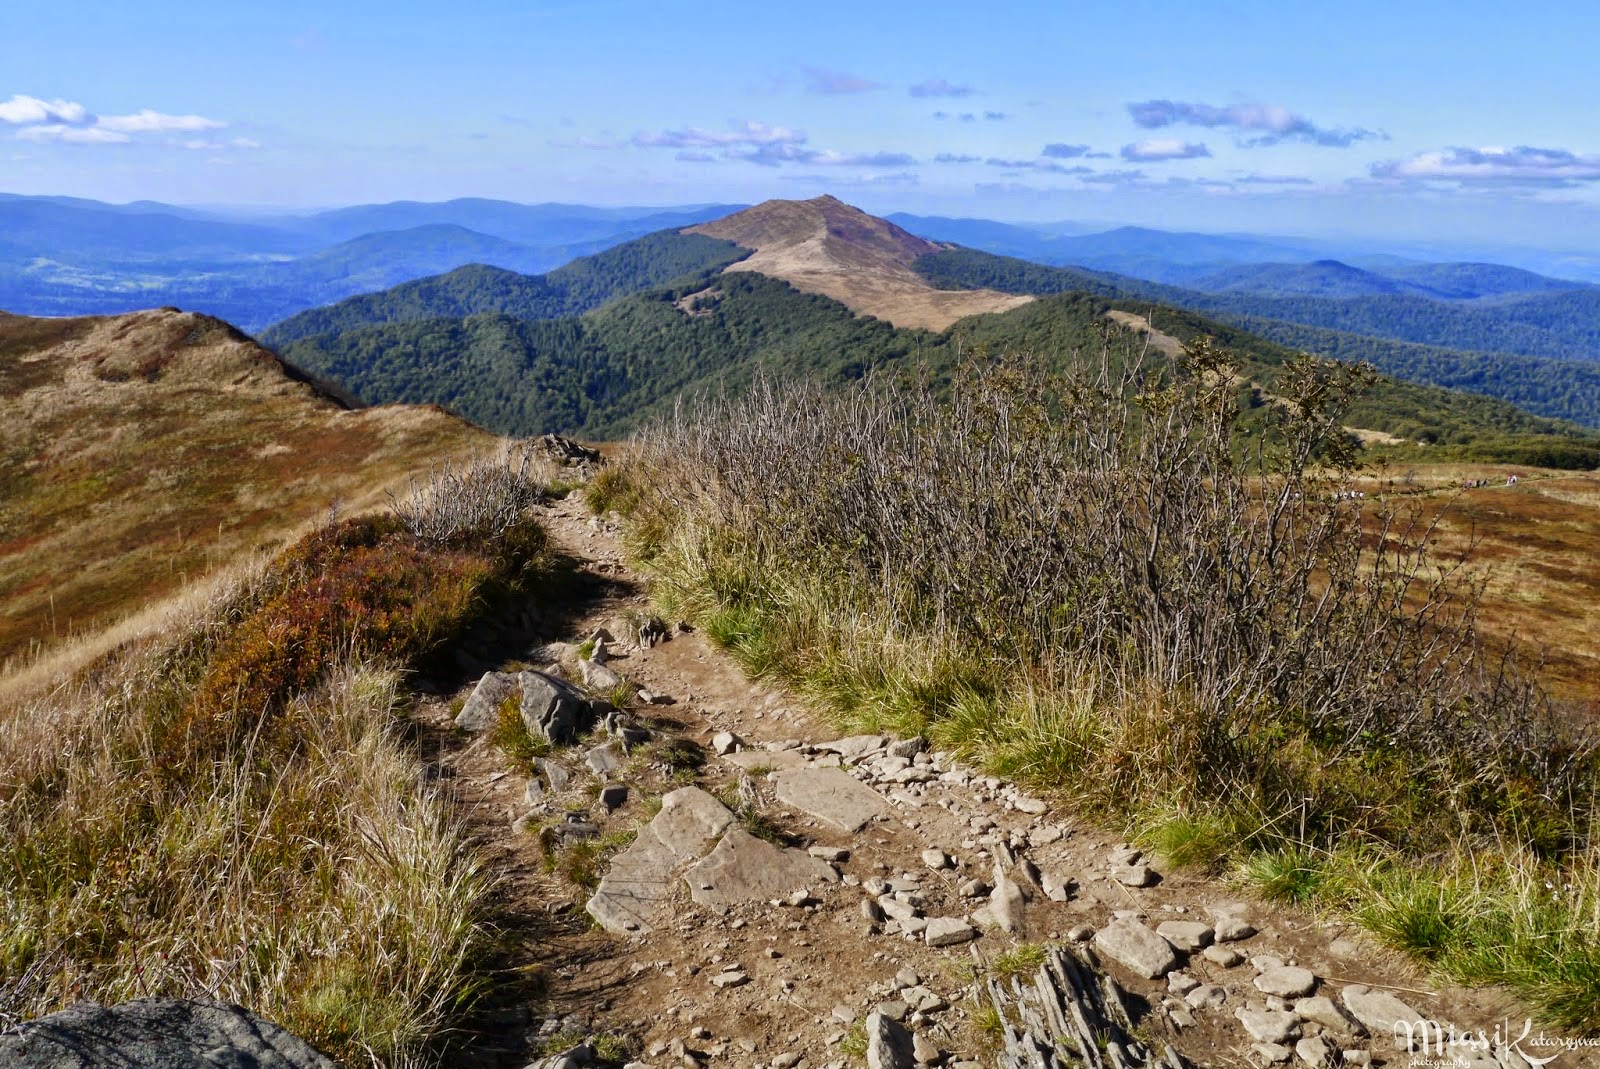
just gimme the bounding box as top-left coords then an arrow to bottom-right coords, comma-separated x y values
685,196 -> 1026,330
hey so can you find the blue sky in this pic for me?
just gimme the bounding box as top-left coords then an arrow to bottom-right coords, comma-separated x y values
5,0 -> 1600,247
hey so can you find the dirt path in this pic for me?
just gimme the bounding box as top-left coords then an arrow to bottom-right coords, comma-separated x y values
408,492 -> 1540,1069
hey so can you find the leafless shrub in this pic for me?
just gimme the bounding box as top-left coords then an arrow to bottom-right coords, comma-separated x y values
629,334 -> 1589,825
389,443 -> 547,543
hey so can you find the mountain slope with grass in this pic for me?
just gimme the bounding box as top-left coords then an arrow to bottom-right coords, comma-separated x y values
260,229 -> 750,345
0,307 -> 495,669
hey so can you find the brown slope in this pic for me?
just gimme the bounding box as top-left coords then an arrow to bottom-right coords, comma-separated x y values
0,307 -> 495,668
686,195 -> 1032,330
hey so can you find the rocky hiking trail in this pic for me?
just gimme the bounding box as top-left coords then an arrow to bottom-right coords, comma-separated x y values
412,491 -> 1547,1069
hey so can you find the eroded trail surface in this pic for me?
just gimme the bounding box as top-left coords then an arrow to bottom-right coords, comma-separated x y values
412,492 -> 1535,1069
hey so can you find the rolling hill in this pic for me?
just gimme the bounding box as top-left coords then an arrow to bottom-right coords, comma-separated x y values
268,198 -> 1598,464
0,307 -> 494,665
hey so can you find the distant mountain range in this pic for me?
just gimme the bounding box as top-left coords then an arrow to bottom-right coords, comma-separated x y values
263,197 -> 1599,464
0,194 -> 742,330
7,191 -> 1600,432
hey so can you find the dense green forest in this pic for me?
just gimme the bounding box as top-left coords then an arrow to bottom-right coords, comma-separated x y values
277,265 -> 1598,463
260,231 -> 748,346
916,248 -> 1600,428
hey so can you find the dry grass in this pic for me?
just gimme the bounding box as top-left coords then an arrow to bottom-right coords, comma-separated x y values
0,308 -> 495,672
1350,467 -> 1600,714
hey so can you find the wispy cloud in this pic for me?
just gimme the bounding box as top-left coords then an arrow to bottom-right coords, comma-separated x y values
932,111 -> 1004,123
1128,98 -> 1381,148
933,153 -> 982,164
631,119 -> 913,168
1121,138 -> 1211,161
98,109 -> 223,134
802,67 -> 884,94
910,78 -> 977,98
1371,145 -> 1600,186
985,157 -> 1093,175
1235,173 -> 1314,186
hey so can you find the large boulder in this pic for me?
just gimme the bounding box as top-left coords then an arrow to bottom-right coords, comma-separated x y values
0,998 -> 335,1068
519,670 -> 588,745
454,670 -> 518,732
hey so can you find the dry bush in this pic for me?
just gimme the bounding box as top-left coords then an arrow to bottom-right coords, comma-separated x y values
388,443 -> 552,545
625,339 -> 1591,848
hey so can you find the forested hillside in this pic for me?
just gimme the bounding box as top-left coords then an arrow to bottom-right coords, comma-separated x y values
261,231 -> 749,345
916,248 -> 1600,427
276,265 -> 1597,464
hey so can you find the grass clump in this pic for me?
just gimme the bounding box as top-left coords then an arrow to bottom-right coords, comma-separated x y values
610,346 -> 1600,1033
992,943 -> 1048,978
489,693 -> 550,766
0,492 -> 559,1063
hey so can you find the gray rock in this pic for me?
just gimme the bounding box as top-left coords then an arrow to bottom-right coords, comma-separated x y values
921,849 -> 951,870
1110,863 -> 1156,888
911,1032 -> 940,1065
1214,915 -> 1257,942
587,788 -> 735,935
1013,796 -> 1048,815
709,970 -> 749,989
1235,1008 -> 1301,1045
771,767 -> 888,832
684,829 -> 838,907
816,735 -> 889,762
536,757 -> 571,793
988,864 -> 1028,935
865,1012 -> 915,1069
888,736 -> 929,759
1093,919 -> 1180,979
924,918 -> 976,947
1255,966 -> 1318,998
1185,984 -> 1228,1010
0,998 -> 336,1068
1252,1042 -> 1293,1065
878,897 -> 920,924
579,656 -> 623,691
1167,972 -> 1201,996
1041,871 -> 1073,902
455,671 -> 517,732
722,749 -> 806,771
1156,920 -> 1213,952
711,731 -> 741,755
599,784 -> 628,811
1340,984 -> 1422,1037
808,846 -> 849,862
520,670 -> 588,745
1201,945 -> 1245,968
587,743 -> 624,778
1292,995 -> 1366,1038
1294,1035 -> 1336,1068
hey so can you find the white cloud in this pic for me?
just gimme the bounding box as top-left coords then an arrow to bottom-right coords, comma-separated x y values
1371,145 -> 1600,186
633,120 -> 806,149
1128,99 -> 1381,148
910,78 -> 977,98
631,119 -> 913,168
16,124 -> 130,144
98,109 -> 224,134
0,94 -> 90,125
1,92 -> 228,147
1121,138 -> 1211,161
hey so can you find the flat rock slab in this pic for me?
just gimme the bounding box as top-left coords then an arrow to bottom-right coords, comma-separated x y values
683,828 -> 838,907
721,749 -> 807,771
865,1011 -> 915,1069
0,998 -> 336,1068
1255,965 -> 1317,998
1156,920 -> 1214,952
924,917 -> 977,947
1340,984 -> 1423,1036
587,788 -> 734,935
1093,918 -> 1180,979
455,671 -> 517,732
1235,1007 -> 1301,1045
772,766 -> 888,832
